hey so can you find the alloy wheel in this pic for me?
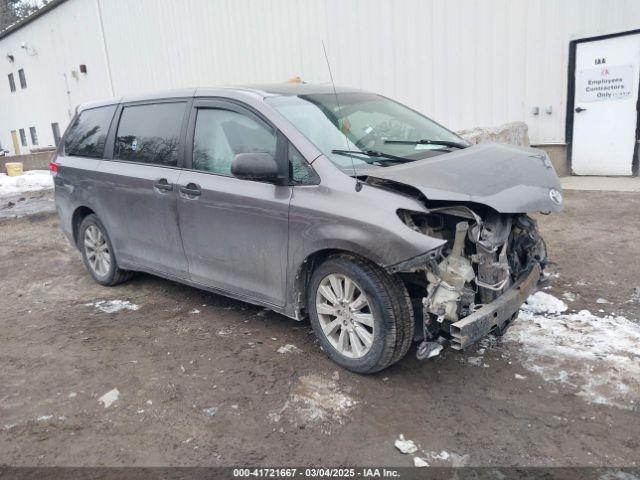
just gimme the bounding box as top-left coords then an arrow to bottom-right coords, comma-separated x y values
84,225 -> 111,277
315,273 -> 375,359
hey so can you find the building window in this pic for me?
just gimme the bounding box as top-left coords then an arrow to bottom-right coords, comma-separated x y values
19,128 -> 27,147
29,126 -> 38,145
18,69 -> 27,89
51,123 -> 61,146
8,73 -> 16,92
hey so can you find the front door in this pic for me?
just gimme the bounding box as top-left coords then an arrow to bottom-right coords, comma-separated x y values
572,32 -> 640,175
11,130 -> 20,155
177,100 -> 291,306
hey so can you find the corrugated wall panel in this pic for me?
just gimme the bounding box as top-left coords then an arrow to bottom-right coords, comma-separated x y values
3,0 -> 640,152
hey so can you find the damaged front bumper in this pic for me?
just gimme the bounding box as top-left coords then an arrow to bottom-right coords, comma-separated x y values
449,262 -> 541,350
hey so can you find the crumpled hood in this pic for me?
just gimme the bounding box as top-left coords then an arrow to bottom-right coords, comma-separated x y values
366,142 -> 563,213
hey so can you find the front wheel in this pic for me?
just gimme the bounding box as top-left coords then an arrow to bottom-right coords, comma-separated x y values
307,254 -> 414,373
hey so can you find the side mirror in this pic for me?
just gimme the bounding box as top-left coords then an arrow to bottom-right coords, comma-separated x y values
231,152 -> 280,182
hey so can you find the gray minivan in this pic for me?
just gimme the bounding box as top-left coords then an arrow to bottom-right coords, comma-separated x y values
52,84 -> 562,373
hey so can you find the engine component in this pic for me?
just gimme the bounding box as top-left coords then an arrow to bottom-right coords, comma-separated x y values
423,222 -> 475,322
438,222 -> 475,288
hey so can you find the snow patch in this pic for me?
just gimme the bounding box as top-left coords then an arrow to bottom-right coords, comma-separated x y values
269,374 -> 356,433
466,356 -> 488,367
506,293 -> 640,410
425,450 -> 470,467
413,457 -> 429,467
277,344 -> 301,354
86,300 -> 140,313
98,388 -> 120,408
0,170 -> 53,197
394,434 -> 418,454
522,291 -> 567,315
202,407 -> 217,417
37,415 -> 53,421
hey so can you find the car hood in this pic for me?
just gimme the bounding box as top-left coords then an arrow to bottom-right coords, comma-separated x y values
365,142 -> 563,213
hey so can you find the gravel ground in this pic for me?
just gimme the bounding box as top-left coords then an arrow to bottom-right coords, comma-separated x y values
0,189 -> 639,467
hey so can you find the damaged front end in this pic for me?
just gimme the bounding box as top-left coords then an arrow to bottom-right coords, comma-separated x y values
393,206 -> 548,357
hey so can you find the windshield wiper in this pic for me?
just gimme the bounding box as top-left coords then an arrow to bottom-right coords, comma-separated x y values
384,139 -> 468,149
331,149 -> 413,164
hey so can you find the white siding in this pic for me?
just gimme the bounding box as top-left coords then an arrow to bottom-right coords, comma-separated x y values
2,0 -> 640,154
0,0 -> 111,153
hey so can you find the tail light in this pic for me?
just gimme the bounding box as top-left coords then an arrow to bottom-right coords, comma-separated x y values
49,161 -> 59,173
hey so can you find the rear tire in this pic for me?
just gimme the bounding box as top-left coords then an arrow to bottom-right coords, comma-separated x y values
307,254 -> 414,373
78,214 -> 132,286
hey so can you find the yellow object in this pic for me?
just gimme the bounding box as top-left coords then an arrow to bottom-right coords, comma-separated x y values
5,162 -> 23,177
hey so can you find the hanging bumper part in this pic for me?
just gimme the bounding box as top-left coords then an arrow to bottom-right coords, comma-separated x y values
449,262 -> 541,350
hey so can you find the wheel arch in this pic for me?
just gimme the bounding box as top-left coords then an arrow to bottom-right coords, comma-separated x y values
71,206 -> 96,247
291,246 -> 385,320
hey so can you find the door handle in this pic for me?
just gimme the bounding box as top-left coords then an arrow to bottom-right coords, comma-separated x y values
179,182 -> 201,197
153,178 -> 173,192
575,107 -> 587,113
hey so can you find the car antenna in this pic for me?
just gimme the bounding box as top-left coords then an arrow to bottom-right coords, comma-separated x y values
322,40 -> 362,192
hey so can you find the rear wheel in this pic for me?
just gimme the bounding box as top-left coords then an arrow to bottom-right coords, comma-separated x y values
307,254 -> 414,373
79,214 -> 132,286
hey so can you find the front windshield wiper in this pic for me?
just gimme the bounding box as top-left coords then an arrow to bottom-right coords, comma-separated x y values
383,139 -> 469,149
331,149 -> 413,164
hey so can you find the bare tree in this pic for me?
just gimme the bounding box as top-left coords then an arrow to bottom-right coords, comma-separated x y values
0,0 -> 41,33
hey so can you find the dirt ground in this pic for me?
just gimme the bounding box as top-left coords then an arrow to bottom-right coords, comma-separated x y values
0,189 -> 639,467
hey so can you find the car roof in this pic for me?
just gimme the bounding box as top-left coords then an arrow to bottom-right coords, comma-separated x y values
77,84 -> 365,112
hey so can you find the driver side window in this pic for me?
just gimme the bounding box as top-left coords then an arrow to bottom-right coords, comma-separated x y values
192,108 -> 276,176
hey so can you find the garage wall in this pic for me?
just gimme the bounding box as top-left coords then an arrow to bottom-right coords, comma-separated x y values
0,0 -> 112,154
2,0 -> 640,154
96,0 -> 640,145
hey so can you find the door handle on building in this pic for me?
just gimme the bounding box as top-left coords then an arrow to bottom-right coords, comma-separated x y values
575,107 -> 587,113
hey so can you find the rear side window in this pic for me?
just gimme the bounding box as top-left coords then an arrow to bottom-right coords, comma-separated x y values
192,108 -> 276,176
65,105 -> 116,158
114,103 -> 185,166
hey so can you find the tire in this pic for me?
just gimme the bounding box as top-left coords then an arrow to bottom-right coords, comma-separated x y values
78,214 -> 132,286
307,254 -> 414,373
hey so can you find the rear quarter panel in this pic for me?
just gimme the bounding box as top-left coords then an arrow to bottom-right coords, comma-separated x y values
54,154 -> 103,247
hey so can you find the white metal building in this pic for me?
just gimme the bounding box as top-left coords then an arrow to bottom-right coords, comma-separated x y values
1,0 -> 640,175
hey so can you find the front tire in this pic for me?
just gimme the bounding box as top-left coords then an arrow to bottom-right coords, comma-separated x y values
307,254 -> 414,373
78,214 -> 132,286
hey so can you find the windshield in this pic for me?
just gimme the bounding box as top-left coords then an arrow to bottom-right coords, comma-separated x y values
266,92 -> 468,172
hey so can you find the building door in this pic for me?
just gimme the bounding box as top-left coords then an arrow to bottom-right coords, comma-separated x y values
571,32 -> 640,176
10,130 -> 20,155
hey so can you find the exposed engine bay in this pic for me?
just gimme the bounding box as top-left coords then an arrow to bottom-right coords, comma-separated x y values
396,205 -> 548,358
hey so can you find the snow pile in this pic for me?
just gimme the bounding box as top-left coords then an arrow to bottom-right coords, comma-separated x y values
506,293 -> 640,410
86,300 -> 140,313
0,170 -> 53,196
521,291 -> 567,315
